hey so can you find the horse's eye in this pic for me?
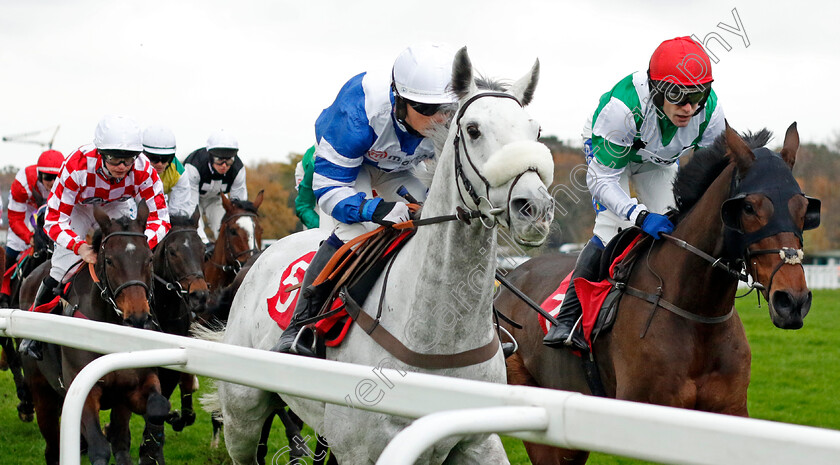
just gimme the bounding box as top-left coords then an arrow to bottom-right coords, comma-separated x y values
168,248 -> 177,256
104,257 -> 113,265
743,203 -> 756,215
228,228 -> 237,236
466,124 -> 481,140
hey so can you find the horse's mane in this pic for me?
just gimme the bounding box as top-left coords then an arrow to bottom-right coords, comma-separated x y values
229,198 -> 259,214
169,214 -> 195,228
672,128 -> 772,219
420,74 -> 510,183
90,215 -> 138,250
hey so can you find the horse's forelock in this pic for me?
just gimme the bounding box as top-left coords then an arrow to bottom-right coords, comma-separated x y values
170,214 -> 196,228
230,199 -> 259,214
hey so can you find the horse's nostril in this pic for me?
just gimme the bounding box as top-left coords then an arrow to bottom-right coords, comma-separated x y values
771,291 -> 793,312
511,198 -> 534,218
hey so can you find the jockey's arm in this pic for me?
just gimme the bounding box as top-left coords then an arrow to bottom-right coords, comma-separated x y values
586,137 -> 646,224
229,167 -> 247,201
167,169 -> 195,217
183,162 -> 201,215
44,169 -> 87,254
7,174 -> 34,244
295,147 -> 320,229
135,167 -> 171,248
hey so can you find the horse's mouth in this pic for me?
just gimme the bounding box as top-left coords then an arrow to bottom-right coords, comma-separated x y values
768,289 -> 811,329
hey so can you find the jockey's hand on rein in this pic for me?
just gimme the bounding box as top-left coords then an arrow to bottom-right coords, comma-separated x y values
369,200 -> 411,226
635,210 -> 674,240
78,243 -> 98,264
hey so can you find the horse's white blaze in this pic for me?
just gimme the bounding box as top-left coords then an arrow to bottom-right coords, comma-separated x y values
236,217 -> 256,250
125,243 -> 136,253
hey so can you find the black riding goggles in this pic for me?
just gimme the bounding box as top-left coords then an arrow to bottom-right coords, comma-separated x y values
145,153 -> 175,165
406,99 -> 446,116
656,83 -> 711,107
39,173 -> 58,182
99,149 -> 140,167
212,156 -> 235,166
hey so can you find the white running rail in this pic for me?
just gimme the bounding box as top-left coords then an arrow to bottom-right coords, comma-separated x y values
2,308 -> 840,465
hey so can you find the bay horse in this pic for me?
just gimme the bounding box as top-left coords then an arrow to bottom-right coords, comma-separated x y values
1,205 -> 54,423
151,209 -> 209,433
497,124 -> 818,464
20,202 -> 170,465
202,191 -> 264,300
215,47 -> 555,464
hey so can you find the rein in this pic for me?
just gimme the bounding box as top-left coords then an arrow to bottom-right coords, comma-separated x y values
89,231 -> 151,317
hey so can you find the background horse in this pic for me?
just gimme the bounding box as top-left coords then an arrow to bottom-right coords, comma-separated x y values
498,124 -> 817,464
202,191 -> 264,305
151,209 -> 209,433
1,205 -> 53,423
214,47 -> 554,464
20,202 -> 170,465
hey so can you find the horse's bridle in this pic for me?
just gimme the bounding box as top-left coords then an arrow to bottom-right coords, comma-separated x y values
452,92 -> 523,227
210,211 -> 260,273
154,228 -> 205,300
92,230 -> 152,317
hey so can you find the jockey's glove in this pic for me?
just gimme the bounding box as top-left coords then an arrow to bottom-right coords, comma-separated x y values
634,210 -> 674,240
367,200 -> 411,226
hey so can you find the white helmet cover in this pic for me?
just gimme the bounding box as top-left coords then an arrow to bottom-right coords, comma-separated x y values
206,129 -> 239,151
142,125 -> 177,155
392,43 -> 457,104
94,115 -> 143,151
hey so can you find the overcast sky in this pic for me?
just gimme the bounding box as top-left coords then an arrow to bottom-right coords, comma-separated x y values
1,0 -> 838,169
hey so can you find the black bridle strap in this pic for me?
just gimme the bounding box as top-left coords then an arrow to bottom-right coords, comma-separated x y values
613,279 -> 735,325
746,247 -> 804,296
155,228 -> 206,297
453,92 -> 522,211
661,233 -> 759,288
91,230 -> 152,314
215,211 -> 260,272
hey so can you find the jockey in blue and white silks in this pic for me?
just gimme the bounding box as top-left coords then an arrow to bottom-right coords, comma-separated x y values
544,37 -> 726,351
273,43 -> 458,356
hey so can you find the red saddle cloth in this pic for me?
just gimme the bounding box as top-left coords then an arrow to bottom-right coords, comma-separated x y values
540,235 -> 642,350
265,251 -> 350,347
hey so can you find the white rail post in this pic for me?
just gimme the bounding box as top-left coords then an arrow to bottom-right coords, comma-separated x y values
59,348 -> 188,465
376,406 -> 549,465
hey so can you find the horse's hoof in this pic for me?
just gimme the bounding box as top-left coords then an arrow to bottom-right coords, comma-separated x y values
17,403 -> 34,422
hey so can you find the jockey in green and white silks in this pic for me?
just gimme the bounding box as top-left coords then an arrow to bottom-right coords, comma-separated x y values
584,69 -> 725,245
545,36 -> 726,351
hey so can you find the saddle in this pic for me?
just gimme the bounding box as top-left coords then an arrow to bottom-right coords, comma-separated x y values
304,225 -> 417,347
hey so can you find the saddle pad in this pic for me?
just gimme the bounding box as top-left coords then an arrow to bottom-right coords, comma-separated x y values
540,233 -> 643,349
539,271 -> 573,334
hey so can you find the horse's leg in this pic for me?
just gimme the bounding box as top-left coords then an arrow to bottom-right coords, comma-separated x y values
276,407 -> 310,460
80,386 -> 112,465
130,376 -> 169,465
211,416 -> 223,449
219,382 -> 276,465
442,434 -> 510,465
27,364 -> 61,465
256,410 -> 276,465
4,337 -> 35,422
176,373 -> 198,429
106,403 -> 133,465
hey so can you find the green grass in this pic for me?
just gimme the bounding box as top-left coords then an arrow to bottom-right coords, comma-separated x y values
2,290 -> 839,464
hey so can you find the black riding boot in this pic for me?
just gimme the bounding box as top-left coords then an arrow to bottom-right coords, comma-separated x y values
19,276 -> 60,361
270,235 -> 341,357
543,240 -> 604,351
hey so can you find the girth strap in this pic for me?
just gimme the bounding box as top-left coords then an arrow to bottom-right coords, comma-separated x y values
342,289 -> 500,370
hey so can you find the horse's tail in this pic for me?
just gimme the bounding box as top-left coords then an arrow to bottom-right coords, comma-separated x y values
190,320 -> 226,343
198,385 -> 224,423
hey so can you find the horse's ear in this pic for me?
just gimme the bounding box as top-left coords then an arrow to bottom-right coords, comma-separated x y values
780,122 -> 799,170
221,193 -> 233,212
190,206 -> 201,226
724,121 -> 755,174
136,200 -> 149,226
93,206 -> 111,231
509,58 -> 540,106
451,46 -> 476,100
253,190 -> 264,210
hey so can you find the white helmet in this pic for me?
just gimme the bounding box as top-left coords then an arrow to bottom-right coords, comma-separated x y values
142,125 -> 176,156
206,129 -> 239,151
94,115 -> 143,152
392,43 -> 457,104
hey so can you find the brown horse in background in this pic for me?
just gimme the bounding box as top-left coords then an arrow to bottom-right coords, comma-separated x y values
497,124 -> 818,464
202,191 -> 263,306
20,202 -> 170,465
